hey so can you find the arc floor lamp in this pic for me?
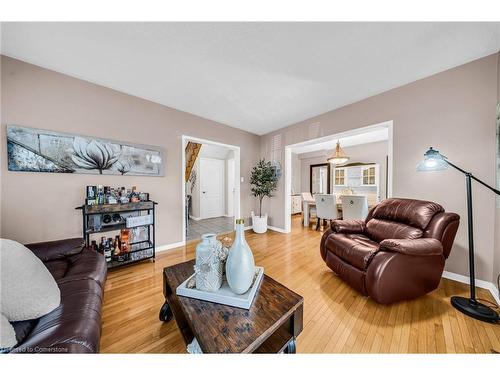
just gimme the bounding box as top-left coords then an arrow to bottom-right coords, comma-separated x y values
417,147 -> 499,323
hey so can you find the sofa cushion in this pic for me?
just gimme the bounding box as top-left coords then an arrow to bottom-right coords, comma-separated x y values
11,279 -> 103,354
44,259 -> 70,281
11,319 -> 38,344
365,219 -> 423,243
372,198 -> 443,230
0,239 -> 61,321
25,238 -> 84,263
325,233 -> 379,270
63,249 -> 107,288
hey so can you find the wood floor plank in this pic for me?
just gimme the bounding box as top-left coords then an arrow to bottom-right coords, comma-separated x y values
100,216 -> 500,353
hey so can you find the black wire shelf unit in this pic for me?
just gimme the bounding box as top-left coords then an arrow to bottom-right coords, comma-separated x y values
76,201 -> 157,269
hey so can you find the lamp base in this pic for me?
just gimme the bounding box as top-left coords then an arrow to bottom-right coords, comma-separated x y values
451,296 -> 499,324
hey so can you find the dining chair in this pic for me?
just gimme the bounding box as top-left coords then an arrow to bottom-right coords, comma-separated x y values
314,194 -> 338,231
341,195 -> 369,220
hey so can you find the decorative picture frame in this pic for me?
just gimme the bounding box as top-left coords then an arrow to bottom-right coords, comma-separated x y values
7,125 -> 165,176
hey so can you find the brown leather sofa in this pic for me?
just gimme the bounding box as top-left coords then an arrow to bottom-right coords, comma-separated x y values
320,198 -> 459,304
10,238 -> 107,353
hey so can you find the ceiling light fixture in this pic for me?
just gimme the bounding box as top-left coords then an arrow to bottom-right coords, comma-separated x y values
327,141 -> 349,165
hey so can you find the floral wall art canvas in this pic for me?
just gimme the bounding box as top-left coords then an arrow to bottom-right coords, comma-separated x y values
7,125 -> 164,176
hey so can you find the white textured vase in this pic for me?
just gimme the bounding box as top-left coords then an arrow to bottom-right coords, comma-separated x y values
225,219 -> 255,294
195,234 -> 223,292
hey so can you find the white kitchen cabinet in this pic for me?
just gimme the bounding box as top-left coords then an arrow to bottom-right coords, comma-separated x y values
291,195 -> 302,214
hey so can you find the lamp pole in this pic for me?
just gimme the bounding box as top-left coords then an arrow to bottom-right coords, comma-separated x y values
444,160 -> 500,323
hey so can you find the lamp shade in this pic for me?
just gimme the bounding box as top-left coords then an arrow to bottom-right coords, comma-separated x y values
327,141 -> 349,165
416,147 -> 449,171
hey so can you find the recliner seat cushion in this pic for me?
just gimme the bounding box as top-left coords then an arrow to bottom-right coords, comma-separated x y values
365,218 -> 423,243
325,233 -> 379,270
372,198 -> 443,229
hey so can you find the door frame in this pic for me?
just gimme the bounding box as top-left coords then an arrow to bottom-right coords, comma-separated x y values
284,120 -> 393,233
199,157 -> 225,219
181,135 -> 241,243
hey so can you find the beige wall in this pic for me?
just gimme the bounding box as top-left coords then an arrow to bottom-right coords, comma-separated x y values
1,53 -> 499,285
261,53 -> 499,283
494,51 -> 500,291
298,140 -> 388,199
0,56 -> 260,246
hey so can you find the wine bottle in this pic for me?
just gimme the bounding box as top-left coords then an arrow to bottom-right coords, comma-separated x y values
104,238 -> 112,262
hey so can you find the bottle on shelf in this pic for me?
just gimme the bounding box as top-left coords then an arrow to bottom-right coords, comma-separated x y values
97,185 -> 104,205
114,235 -> 123,262
104,238 -> 112,262
98,236 -> 106,255
90,240 -> 98,252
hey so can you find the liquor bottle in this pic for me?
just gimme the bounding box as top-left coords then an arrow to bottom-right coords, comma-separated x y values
90,240 -> 98,252
99,236 -> 106,255
114,235 -> 123,261
97,185 -> 104,205
104,238 -> 112,262
130,186 -> 140,202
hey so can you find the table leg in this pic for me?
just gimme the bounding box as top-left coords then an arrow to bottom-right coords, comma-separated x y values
159,301 -> 173,322
303,203 -> 309,227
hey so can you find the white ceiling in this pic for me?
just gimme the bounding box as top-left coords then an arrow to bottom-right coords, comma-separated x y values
293,126 -> 389,156
2,22 -> 500,135
198,143 -> 231,160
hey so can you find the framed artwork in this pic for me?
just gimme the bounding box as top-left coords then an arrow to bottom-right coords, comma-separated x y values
7,125 -> 164,176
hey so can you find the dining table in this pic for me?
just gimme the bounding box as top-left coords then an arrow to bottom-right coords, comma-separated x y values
302,198 -> 375,227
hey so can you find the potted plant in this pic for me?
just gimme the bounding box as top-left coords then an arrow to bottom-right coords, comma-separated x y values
250,159 -> 278,233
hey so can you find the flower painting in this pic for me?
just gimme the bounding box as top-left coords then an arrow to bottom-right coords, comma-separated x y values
7,125 -> 164,176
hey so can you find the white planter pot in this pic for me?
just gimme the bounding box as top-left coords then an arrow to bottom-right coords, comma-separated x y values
252,213 -> 268,234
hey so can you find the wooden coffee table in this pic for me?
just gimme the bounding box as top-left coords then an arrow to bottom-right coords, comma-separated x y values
159,260 -> 304,353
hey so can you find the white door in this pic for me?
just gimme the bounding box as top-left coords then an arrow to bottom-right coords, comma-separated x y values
226,158 -> 235,217
200,158 -> 225,219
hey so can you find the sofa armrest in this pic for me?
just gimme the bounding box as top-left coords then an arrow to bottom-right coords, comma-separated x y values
379,238 -> 443,257
331,219 -> 365,234
25,238 -> 84,262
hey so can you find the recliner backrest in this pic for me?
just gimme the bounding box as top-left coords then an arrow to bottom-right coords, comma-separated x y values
365,198 -> 444,243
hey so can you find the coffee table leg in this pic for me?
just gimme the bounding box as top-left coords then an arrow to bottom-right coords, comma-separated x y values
159,301 -> 173,322
285,338 -> 296,354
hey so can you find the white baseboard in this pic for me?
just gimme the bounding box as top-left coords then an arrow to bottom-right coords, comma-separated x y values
268,226 -> 288,234
442,271 -> 500,305
189,215 -> 201,221
156,241 -> 185,253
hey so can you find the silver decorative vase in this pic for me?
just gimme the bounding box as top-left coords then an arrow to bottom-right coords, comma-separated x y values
226,219 -> 255,294
194,234 -> 223,292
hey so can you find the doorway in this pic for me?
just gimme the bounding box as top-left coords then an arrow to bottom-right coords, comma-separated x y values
182,135 -> 240,243
200,157 -> 225,218
284,121 -> 394,233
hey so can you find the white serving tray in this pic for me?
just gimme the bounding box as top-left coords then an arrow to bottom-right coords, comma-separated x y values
176,267 -> 264,310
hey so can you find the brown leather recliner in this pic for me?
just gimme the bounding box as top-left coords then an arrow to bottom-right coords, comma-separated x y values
320,198 -> 460,304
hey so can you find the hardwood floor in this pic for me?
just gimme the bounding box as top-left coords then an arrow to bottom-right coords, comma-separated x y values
101,216 -> 500,353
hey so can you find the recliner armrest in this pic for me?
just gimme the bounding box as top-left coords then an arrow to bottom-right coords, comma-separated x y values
331,219 -> 366,234
25,238 -> 84,262
379,238 -> 443,256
